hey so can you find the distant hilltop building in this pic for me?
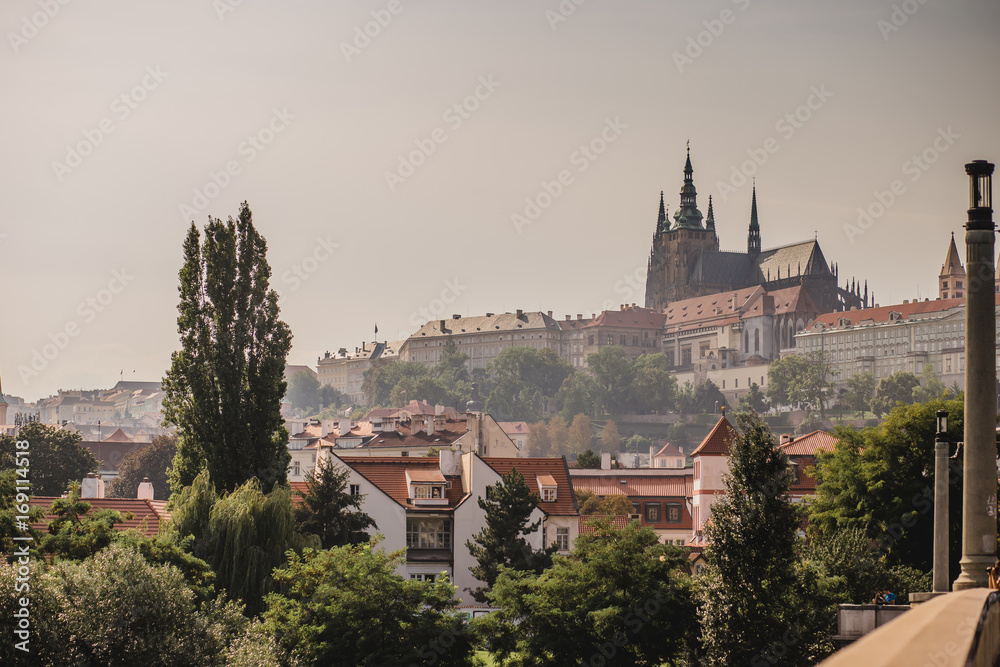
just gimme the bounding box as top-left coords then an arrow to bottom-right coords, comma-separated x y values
644,147 -> 867,315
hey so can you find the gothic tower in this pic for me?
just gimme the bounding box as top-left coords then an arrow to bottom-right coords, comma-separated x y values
748,182 -> 761,257
939,232 -> 965,299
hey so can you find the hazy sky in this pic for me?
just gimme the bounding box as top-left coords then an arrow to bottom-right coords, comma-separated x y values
2,0 -> 999,402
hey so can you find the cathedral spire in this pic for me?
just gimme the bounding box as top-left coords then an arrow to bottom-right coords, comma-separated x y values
655,191 -> 667,236
672,142 -> 704,229
748,181 -> 761,256
706,195 -> 716,231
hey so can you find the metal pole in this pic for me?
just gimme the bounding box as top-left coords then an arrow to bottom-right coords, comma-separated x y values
954,160 -> 997,590
933,433 -> 949,593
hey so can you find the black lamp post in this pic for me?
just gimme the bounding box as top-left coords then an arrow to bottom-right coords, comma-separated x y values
933,409 -> 949,593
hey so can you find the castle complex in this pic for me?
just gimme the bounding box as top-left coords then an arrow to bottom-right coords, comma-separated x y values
644,148 -> 867,314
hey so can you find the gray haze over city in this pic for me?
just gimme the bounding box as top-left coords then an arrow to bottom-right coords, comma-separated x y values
2,0 -> 999,401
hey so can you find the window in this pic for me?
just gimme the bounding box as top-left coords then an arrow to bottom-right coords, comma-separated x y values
645,502 -> 661,523
633,335 -> 639,347
620,334 -> 627,346
541,487 -> 557,502
413,485 -> 444,499
293,460 -> 300,476
631,502 -> 641,516
409,573 -> 437,582
588,335 -> 594,346
555,527 -> 569,551
349,484 -> 360,496
666,502 -> 682,523
406,518 -> 451,549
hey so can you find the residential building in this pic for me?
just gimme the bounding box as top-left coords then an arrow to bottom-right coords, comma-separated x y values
652,442 -> 687,469
644,147 -> 865,314
312,449 -> 578,603
780,430 -> 839,502
497,421 -> 529,452
691,415 -> 740,536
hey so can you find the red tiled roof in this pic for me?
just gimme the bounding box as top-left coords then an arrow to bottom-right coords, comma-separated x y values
578,514 -> 632,534
340,457 -> 466,511
744,286 -> 821,317
29,497 -> 169,538
497,421 -> 529,434
482,457 -> 578,516
780,430 -> 838,456
584,307 -> 667,330
809,296 -> 990,329
101,428 -> 133,443
570,474 -> 691,497
691,416 -> 739,457
654,442 -> 683,458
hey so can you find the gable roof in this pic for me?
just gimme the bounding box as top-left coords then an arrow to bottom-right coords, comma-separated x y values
339,457 -> 467,511
691,416 -> 739,456
584,307 -> 667,330
780,430 -> 838,456
482,457 -> 578,516
753,239 -> 831,281
654,442 -> 683,458
29,497 -> 170,538
102,427 -> 133,443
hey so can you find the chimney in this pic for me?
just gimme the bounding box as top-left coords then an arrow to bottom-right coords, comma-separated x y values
452,314 -> 461,319
577,314 -> 582,320
426,419 -> 434,437
547,310 -> 552,318
321,419 -> 337,438
137,476 -> 154,500
649,444 -> 657,460
780,434 -> 792,445
516,309 -> 524,318
601,452 -> 611,470
439,319 -> 446,331
81,473 -> 105,499
339,417 -> 352,437
439,448 -> 462,476
565,315 -> 571,321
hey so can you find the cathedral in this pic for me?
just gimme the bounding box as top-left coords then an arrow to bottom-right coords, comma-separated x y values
644,148 -> 867,314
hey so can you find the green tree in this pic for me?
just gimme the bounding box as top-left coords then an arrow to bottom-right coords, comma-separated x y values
169,471 -> 318,616
740,382 -> 770,413
547,415 -> 570,457
911,363 -> 950,403
870,371 -> 921,417
363,359 -> 429,407
265,543 -> 473,666
574,489 -> 634,515
693,380 -> 727,414
587,346 -> 635,415
484,347 -> 573,420
319,384 -> 347,410
40,481 -> 129,561
286,371 -> 321,415
622,433 -> 651,454
0,470 -> 44,555
0,421 -> 98,496
632,353 -> 678,413
107,433 -> 177,501
480,518 -> 696,666
573,449 -> 602,469
767,351 -> 836,417
466,468 -> 554,603
698,411 -> 817,665
599,420 -> 622,455
843,371 -> 876,416
558,373 -> 597,421
163,204 -> 293,495
293,456 -> 376,549
3,543 -> 255,667
809,397 -> 965,575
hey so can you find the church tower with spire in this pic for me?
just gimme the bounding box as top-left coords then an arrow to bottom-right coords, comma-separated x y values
939,232 -> 965,299
644,145 -> 718,310
747,182 -> 761,257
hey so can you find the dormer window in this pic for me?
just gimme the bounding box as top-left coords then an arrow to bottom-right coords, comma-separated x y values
406,469 -> 448,505
536,474 -> 557,502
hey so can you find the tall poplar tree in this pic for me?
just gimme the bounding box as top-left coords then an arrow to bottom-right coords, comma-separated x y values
163,203 -> 292,494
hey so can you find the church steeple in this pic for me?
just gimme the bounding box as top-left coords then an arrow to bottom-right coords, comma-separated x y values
939,231 -> 966,299
747,181 -> 761,256
706,195 -> 715,231
672,142 -> 704,230
655,191 -> 667,235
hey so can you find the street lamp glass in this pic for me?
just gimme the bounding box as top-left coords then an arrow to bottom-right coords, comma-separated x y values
936,409 -> 948,436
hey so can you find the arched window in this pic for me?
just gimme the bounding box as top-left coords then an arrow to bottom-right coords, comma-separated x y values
754,329 -> 760,353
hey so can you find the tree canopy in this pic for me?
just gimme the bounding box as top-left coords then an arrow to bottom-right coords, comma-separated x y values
870,371 -> 921,417
163,203 -> 292,495
0,421 -> 98,496
107,433 -> 177,501
292,456 -> 376,549
766,351 -> 836,416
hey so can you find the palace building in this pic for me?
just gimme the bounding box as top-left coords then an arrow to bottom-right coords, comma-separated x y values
644,148 -> 867,315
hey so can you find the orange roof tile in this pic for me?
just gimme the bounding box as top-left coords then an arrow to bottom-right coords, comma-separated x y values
340,457 -> 467,511
654,442 -> 683,458
809,295 -> 991,329
578,514 -> 632,534
29,497 -> 168,538
584,308 -> 667,330
691,416 -> 739,457
780,430 -> 838,456
482,457 -> 578,516
571,474 -> 692,497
